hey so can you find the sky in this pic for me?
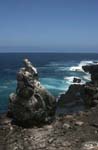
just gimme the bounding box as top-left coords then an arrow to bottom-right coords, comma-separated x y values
0,0 -> 98,52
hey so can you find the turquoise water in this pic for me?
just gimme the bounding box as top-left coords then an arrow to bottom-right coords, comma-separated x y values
0,53 -> 98,113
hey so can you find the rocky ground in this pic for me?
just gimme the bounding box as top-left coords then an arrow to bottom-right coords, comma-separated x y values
0,105 -> 98,150
1,61 -> 98,150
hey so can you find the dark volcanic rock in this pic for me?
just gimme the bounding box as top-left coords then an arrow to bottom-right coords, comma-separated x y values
73,77 -> 81,83
58,63 -> 98,111
84,85 -> 98,107
1,61 -> 98,150
82,64 -> 98,84
82,64 -> 98,74
58,84 -> 85,108
58,83 -> 98,110
8,59 -> 56,127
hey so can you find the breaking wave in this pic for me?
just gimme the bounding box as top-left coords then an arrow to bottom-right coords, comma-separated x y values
39,60 -> 97,95
69,61 -> 94,72
0,52 -> 98,113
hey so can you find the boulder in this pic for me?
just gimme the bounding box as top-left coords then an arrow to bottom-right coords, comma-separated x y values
73,77 -> 81,83
8,59 -> 56,127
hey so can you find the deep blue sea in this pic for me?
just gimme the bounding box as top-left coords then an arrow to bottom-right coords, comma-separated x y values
0,53 -> 98,113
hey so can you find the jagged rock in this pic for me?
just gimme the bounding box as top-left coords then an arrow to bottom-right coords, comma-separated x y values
82,64 -> 98,85
57,84 -> 85,108
73,77 -> 81,83
8,59 -> 56,127
57,83 -> 98,109
58,63 -> 98,110
82,63 -> 98,107
84,85 -> 98,107
82,64 -> 98,74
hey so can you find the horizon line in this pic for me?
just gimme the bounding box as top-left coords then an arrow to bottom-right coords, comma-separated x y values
0,51 -> 97,54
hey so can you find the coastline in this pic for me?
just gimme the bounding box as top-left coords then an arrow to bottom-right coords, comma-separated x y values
0,60 -> 98,150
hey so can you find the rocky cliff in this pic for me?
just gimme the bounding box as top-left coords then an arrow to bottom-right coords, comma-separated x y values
58,63 -> 98,110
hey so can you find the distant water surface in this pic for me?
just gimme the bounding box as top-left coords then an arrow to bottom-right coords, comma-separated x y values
0,53 -> 98,113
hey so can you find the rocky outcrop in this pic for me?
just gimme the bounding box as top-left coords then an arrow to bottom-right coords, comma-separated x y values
82,64 -> 98,85
73,77 -> 81,83
58,63 -> 98,110
57,84 -> 85,108
8,59 -> 56,127
1,61 -> 98,150
82,63 -> 98,107
83,85 -> 98,107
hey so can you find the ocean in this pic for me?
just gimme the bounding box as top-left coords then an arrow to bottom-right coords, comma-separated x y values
0,53 -> 98,113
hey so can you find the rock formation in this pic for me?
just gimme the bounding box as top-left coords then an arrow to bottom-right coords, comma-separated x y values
8,59 -> 56,127
57,84 -> 85,108
58,62 -> 98,110
82,64 -> 98,85
73,77 -> 81,83
82,63 -> 98,107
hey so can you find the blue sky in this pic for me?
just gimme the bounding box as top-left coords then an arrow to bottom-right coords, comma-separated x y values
0,0 -> 98,52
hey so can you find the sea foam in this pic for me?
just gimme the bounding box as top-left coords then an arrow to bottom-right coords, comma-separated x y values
69,60 -> 94,72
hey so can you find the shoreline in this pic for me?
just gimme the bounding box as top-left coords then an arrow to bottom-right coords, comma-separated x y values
0,60 -> 98,149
